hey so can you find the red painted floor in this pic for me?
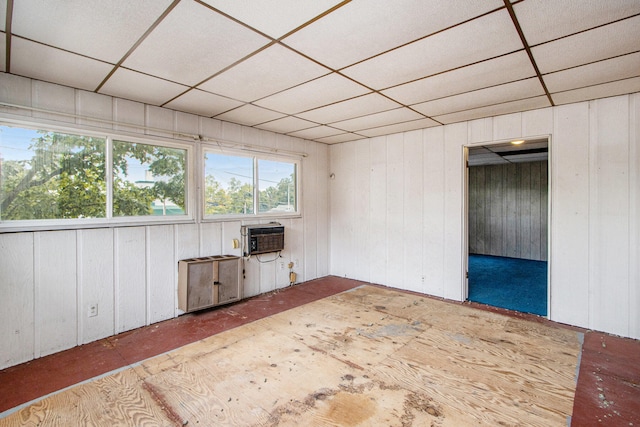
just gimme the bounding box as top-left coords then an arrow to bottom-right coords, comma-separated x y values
0,276 -> 638,426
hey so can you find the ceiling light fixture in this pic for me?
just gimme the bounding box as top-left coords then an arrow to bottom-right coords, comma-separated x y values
511,140 -> 525,145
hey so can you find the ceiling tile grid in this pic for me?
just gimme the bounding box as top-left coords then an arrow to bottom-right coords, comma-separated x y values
2,0 -> 639,144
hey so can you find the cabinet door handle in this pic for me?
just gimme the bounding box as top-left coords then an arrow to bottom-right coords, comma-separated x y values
213,281 -> 221,285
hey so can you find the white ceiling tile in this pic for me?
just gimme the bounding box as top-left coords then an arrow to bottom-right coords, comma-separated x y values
330,108 -> 424,132
11,0 -> 174,63
316,133 -> 366,144
433,96 -> 550,125
382,51 -> 536,106
254,73 -> 370,114
543,52 -> 640,93
11,38 -> 113,91
412,78 -> 544,117
215,104 -> 285,127
297,93 -> 401,124
122,0 -> 269,86
164,89 -> 244,117
357,118 -> 440,138
284,0 -> 503,70
551,77 -> 640,106
287,125 -> 344,140
100,68 -> 188,106
514,0 -> 640,46
255,116 -> 317,134
341,9 -> 523,90
200,0 -> 342,39
198,44 -> 329,102
532,15 -> 640,74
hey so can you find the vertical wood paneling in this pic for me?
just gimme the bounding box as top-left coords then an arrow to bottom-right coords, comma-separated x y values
468,161 -> 548,261
630,93 -> 640,339
423,127 -> 445,296
0,233 -> 34,369
369,137 -> 387,285
145,105 -> 174,139
222,221 -> 242,257
113,98 -> 145,134
493,112 -> 522,141
115,227 -> 146,334
316,143 -> 330,278
32,81 -> 75,124
386,133 -> 404,288
147,225 -> 175,323
589,97 -> 630,336
303,140 -> 318,281
443,123 -> 466,301
551,103 -> 590,327
78,228 -> 114,344
200,222 -> 223,256
354,139 -> 372,284
522,108 -> 553,137
35,230 -> 77,357
329,143 -> 353,278
75,91 -> 113,130
403,130 -> 424,292
0,73 -> 33,117
288,218 -> 304,283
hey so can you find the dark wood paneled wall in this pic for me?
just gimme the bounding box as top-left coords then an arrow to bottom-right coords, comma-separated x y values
469,161 -> 548,261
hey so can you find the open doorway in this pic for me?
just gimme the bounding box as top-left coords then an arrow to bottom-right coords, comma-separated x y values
465,138 -> 549,316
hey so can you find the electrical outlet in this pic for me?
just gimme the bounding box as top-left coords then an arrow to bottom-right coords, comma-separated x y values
88,303 -> 98,317
279,262 -> 285,270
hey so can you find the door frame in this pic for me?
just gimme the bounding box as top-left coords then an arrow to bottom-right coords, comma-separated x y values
462,135 -> 552,319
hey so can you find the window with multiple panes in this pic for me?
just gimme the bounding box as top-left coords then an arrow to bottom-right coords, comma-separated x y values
0,124 -> 189,226
0,122 -> 300,229
203,150 -> 298,219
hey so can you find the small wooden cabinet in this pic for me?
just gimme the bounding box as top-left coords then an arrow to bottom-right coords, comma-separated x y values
178,255 -> 242,313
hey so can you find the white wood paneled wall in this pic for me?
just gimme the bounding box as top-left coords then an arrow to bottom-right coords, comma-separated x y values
0,74 -> 329,370
329,92 -> 640,340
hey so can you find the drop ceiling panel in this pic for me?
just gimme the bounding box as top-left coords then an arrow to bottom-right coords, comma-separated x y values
434,96 -> 549,125
412,78 -> 544,117
288,125 -> 344,140
198,44 -> 329,102
330,107 -> 424,132
382,51 -> 536,106
532,15 -> 640,74
200,0 -> 343,39
514,0 -> 640,46
11,0 -> 173,63
297,93 -> 401,124
255,116 -> 317,134
283,0 -> 503,70
99,68 -> 188,106
122,0 -> 270,86
11,38 -> 113,91
341,9 -> 523,90
254,73 -> 370,114
543,52 -> 640,93
164,89 -> 244,118
357,118 -> 440,138
214,104 -> 285,127
551,77 -> 640,106
317,133 -> 365,145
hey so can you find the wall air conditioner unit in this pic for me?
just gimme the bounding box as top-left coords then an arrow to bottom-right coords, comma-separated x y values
244,223 -> 285,256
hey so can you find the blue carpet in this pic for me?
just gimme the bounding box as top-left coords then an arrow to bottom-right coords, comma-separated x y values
468,254 -> 547,316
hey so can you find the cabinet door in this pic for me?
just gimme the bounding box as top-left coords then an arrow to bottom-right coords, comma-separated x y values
217,258 -> 240,305
187,261 -> 215,311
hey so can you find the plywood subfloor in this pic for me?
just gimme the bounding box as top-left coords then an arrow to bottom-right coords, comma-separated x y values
0,285 -> 582,426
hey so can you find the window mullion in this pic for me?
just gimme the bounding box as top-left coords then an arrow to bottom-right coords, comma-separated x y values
106,136 -> 113,219
253,157 -> 259,216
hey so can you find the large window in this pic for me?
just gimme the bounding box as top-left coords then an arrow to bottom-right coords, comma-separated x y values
0,124 -> 189,226
204,150 -> 298,218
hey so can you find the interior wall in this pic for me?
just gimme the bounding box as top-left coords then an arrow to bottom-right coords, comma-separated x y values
468,161 -> 548,261
0,73 -> 330,370
329,92 -> 640,340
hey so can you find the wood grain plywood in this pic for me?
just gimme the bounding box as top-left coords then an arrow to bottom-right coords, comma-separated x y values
0,286 -> 581,426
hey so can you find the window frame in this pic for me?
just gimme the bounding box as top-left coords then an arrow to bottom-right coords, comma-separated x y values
201,145 -> 302,221
0,119 -> 195,232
